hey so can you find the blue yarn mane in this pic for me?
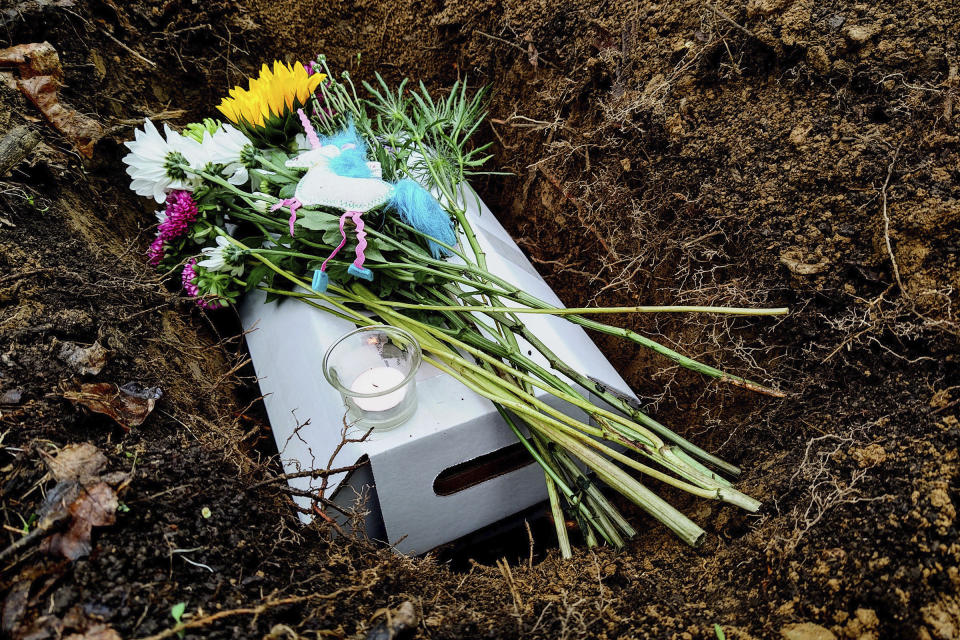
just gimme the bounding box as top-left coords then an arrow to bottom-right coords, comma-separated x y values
320,121 -> 365,151
329,147 -> 371,178
322,122 -> 373,178
388,179 -> 457,258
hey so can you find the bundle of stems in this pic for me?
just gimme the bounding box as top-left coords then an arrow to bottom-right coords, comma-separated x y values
186,62 -> 786,556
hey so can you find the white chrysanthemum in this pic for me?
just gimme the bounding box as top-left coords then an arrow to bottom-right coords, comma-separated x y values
201,123 -> 255,186
123,119 -> 206,203
198,236 -> 244,276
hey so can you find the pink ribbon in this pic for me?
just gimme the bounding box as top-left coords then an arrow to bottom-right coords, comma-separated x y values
351,211 -> 368,270
270,198 -> 302,237
321,211 -> 352,273
319,210 -> 367,273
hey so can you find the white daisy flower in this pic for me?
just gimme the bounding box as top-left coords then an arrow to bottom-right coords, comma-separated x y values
201,123 -> 255,186
123,119 -> 206,203
198,235 -> 244,276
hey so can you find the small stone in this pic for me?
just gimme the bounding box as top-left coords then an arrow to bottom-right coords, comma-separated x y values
844,24 -> 876,45
789,121 -> 813,146
827,14 -> 846,29
807,46 -> 831,74
855,609 -> 879,628
0,388 -> 22,404
781,622 -> 837,640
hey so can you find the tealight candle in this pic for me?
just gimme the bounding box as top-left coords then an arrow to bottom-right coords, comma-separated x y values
350,366 -> 407,411
322,325 -> 421,430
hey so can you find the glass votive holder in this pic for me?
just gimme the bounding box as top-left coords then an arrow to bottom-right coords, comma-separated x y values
322,325 -> 421,431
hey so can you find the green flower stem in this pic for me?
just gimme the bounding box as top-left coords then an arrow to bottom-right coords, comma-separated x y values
367,216 -> 783,397
373,227 -> 784,397
391,219 -> 470,262
545,475 -> 573,559
344,284 -> 761,508
494,405 -> 623,553
254,154 -> 302,181
507,315 -> 742,477
553,448 -> 637,539
533,421 -> 706,548
419,350 -> 696,544
392,317 -> 732,503
338,283 -> 750,505
374,302 -> 789,316
444,292 -> 741,475
553,452 -> 626,547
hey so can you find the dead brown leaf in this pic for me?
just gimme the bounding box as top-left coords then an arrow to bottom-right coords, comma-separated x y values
45,443 -> 108,483
64,625 -> 123,640
1,580 -> 31,635
0,42 -> 103,157
40,482 -> 117,560
64,382 -> 157,429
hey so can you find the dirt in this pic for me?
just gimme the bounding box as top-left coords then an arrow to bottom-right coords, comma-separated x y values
1,0 -> 958,638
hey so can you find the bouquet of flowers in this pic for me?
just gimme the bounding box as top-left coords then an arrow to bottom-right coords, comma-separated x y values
123,57 -> 785,556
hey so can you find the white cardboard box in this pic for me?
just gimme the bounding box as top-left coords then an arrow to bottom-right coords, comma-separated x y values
240,188 -> 634,554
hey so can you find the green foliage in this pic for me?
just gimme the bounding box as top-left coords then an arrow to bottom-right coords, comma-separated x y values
309,57 -> 494,203
170,602 -> 187,638
183,118 -> 222,142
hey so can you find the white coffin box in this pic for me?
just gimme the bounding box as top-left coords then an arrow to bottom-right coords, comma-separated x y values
240,188 -> 633,554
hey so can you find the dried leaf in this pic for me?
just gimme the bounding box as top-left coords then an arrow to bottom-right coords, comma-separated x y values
41,482 -> 117,560
1,580 -> 31,635
0,42 -> 103,157
58,341 -> 111,375
64,382 -> 157,429
64,625 -> 123,640
527,42 -> 539,68
0,42 -> 61,79
45,443 -> 108,484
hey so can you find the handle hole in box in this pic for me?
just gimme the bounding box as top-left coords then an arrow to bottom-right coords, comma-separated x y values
433,442 -> 534,496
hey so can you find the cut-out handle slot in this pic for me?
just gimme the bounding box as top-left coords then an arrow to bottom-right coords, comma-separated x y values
433,442 -> 534,496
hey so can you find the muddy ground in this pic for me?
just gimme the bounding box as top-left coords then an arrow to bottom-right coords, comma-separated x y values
1,0 -> 958,638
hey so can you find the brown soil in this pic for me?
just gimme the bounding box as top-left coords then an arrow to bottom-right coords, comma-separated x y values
1,1 -> 958,639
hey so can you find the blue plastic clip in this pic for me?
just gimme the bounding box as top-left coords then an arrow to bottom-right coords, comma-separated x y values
347,265 -> 374,281
312,269 -> 329,292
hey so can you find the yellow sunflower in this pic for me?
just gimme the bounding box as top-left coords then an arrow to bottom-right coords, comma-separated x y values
217,61 -> 325,143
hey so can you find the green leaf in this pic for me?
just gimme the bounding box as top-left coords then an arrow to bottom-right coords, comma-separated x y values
171,603 -> 186,623
362,241 -> 385,262
279,183 -> 297,199
297,210 -> 342,231
713,624 -> 726,640
322,228 -> 344,245
244,264 -> 271,292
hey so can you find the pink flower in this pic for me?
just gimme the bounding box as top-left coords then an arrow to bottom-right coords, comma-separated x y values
147,236 -> 165,266
181,259 -> 222,310
158,190 -> 198,240
147,190 -> 199,267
